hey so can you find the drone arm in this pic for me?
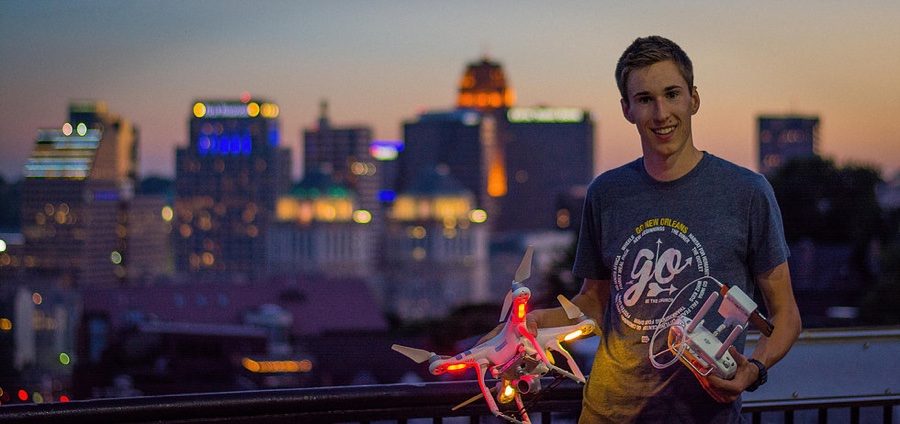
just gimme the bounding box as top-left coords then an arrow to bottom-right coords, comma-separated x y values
475,361 -> 502,418
547,340 -> 586,383
517,323 -> 551,365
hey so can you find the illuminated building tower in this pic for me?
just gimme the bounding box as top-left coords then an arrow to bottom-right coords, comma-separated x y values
21,101 -> 138,287
456,56 -> 514,218
383,165 -> 489,321
175,99 -> 291,281
758,115 -> 819,175
268,168 -> 373,278
456,56 -> 516,112
502,107 -> 595,232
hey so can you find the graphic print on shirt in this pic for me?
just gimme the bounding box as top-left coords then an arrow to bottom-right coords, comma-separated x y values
611,217 -> 710,333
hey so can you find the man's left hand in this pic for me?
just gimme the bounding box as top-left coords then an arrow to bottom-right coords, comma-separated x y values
702,347 -> 760,403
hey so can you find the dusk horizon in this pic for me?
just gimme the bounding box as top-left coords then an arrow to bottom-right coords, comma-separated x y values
3,1 -> 899,180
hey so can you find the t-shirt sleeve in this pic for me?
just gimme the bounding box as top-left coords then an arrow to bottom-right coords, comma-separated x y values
748,176 -> 790,275
573,182 -> 612,280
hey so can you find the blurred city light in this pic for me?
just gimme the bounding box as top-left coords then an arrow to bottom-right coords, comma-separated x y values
469,209 -> 488,223
353,210 -> 372,224
247,102 -> 260,117
161,205 -> 174,222
193,102 -> 206,118
241,358 -> 312,373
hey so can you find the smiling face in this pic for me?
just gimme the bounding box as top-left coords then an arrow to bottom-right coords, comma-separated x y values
621,60 -> 700,164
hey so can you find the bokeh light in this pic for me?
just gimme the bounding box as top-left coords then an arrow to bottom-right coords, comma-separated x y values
193,102 -> 206,118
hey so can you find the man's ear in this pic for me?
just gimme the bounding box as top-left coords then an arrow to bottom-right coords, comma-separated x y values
621,98 -> 635,124
691,86 -> 700,115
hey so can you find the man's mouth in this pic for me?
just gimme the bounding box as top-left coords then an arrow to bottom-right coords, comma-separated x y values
652,125 -> 676,136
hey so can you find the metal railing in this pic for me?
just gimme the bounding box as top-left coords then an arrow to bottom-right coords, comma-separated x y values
1,380 -> 897,424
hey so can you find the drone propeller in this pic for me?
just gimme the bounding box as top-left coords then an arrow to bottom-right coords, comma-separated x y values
557,295 -> 585,320
499,246 -> 535,322
499,290 -> 514,322
514,245 -> 535,284
391,344 -> 436,364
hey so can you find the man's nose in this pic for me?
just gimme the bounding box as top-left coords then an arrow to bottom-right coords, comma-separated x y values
653,99 -> 669,121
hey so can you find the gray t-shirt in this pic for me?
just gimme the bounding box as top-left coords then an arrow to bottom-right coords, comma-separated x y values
573,153 -> 789,423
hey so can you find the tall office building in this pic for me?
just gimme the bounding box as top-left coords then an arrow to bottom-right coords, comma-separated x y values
174,98 -> 291,281
758,115 -> 819,175
456,56 -> 514,215
21,101 -> 138,287
400,109 -> 491,206
302,101 -> 381,228
399,57 -> 595,233
501,107 -> 594,232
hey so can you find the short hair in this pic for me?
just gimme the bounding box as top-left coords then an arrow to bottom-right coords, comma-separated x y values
615,36 -> 694,102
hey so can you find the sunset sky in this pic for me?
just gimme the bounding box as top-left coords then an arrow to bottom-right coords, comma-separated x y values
2,1 -> 899,180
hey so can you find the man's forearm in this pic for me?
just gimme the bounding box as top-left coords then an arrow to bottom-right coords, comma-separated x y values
751,262 -> 802,368
751,305 -> 801,368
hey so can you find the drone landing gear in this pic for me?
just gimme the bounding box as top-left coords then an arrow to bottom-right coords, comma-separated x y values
471,362 -> 532,424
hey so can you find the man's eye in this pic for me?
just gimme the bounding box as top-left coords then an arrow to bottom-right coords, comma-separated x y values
666,91 -> 680,99
637,97 -> 652,104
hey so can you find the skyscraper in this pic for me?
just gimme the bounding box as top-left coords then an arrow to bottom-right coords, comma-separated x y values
21,101 -> 137,287
174,98 -> 291,281
758,115 -> 819,175
501,107 -> 594,232
302,101 -> 380,227
400,109 -> 490,206
398,57 -> 595,233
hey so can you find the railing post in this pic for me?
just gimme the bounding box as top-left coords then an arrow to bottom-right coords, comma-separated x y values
784,409 -> 794,424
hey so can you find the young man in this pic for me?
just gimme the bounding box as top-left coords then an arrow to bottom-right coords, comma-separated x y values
527,36 -> 802,422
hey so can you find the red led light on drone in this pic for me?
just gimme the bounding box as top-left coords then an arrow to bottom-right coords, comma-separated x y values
447,364 -> 467,372
517,303 -> 526,319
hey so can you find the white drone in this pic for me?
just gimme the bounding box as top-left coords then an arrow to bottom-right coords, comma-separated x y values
392,246 -> 597,424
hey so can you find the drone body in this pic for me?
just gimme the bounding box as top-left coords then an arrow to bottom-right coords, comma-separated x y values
392,246 -> 597,424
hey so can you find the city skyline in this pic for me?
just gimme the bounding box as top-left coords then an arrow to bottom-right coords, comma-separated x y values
2,1 -> 900,181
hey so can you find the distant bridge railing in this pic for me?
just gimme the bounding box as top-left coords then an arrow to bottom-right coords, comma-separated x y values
0,380 -> 897,424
